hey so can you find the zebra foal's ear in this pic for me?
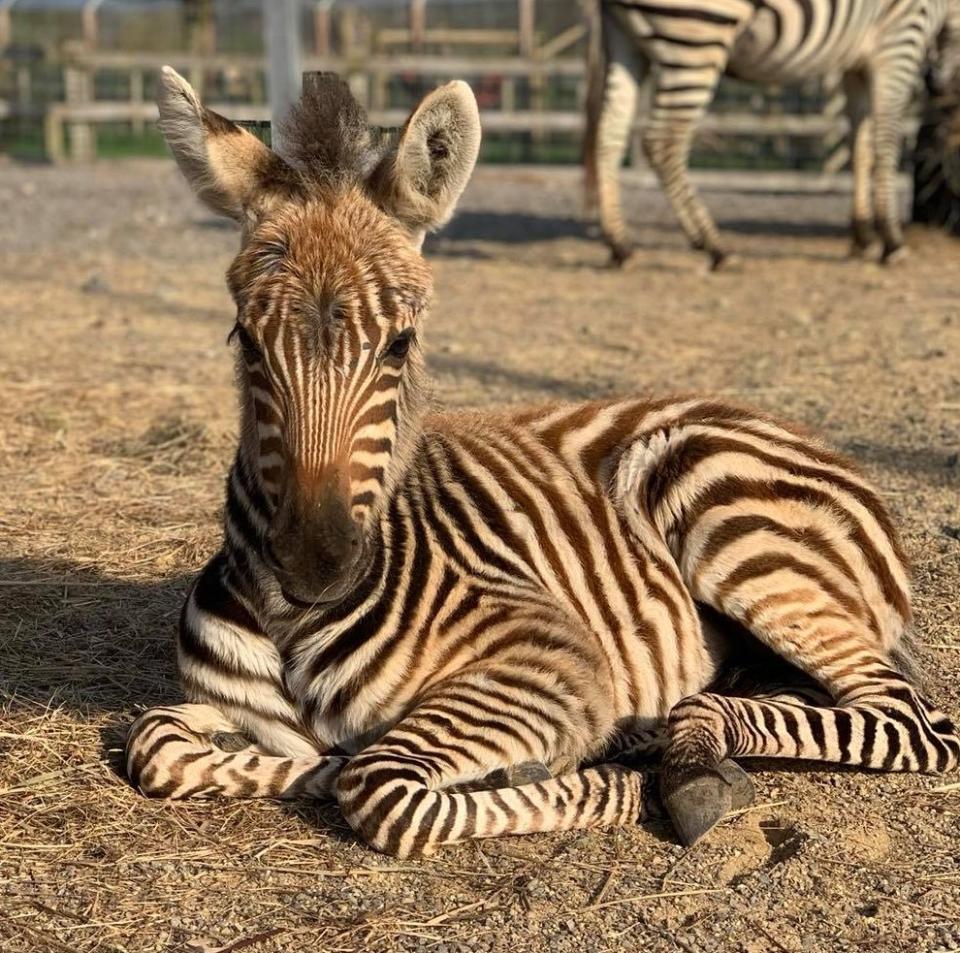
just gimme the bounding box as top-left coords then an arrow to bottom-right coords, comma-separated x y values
157,66 -> 294,222
368,81 -> 481,240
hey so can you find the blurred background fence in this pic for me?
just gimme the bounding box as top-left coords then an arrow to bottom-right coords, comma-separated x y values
0,0 -> 906,171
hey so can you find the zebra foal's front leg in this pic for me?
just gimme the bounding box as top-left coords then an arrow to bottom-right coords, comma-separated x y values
126,704 -> 347,800
126,554 -> 348,801
334,670 -> 655,857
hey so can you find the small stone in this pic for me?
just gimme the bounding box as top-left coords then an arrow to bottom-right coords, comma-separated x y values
81,273 -> 111,294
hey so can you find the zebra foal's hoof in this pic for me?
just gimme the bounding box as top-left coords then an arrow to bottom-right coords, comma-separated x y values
662,759 -> 754,846
505,761 -> 553,786
452,760 -> 552,793
211,731 -> 254,752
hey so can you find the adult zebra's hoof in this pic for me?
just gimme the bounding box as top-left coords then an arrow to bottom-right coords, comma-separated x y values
608,242 -> 634,268
662,759 -> 754,846
849,219 -> 878,259
847,241 -> 880,261
708,250 -> 740,272
881,244 -> 909,266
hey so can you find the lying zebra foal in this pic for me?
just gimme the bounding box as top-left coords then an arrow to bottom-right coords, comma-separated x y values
126,69 -> 960,857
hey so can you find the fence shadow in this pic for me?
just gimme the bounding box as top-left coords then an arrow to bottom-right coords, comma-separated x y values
841,439 -> 960,480
427,209 -> 590,247
428,352 -> 595,400
0,555 -> 186,717
720,218 -> 849,239
426,208 -> 854,268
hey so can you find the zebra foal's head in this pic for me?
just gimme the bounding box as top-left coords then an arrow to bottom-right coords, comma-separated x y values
156,67 -> 480,604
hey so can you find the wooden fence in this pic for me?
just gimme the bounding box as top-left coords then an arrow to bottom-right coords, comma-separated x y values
43,43 -> 872,165
1,1 -> 919,170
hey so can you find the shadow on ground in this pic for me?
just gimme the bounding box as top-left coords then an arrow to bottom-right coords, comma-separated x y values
841,440 -> 960,481
0,555 -> 185,716
425,209 -> 852,269
429,211 -> 589,245
428,352 -> 595,400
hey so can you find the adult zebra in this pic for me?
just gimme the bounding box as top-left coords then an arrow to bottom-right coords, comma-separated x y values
125,68 -> 960,857
584,0 -> 960,268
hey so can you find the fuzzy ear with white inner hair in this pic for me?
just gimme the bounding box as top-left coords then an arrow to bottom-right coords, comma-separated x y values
368,80 -> 481,241
156,65 -> 296,222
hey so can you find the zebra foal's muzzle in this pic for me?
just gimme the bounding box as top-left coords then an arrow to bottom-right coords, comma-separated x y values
265,481 -> 365,607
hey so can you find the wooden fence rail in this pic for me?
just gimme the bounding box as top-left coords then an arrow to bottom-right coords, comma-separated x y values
45,98 -> 873,165
41,42 -> 880,165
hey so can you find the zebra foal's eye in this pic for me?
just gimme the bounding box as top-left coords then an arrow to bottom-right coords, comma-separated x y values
228,322 -> 261,359
384,330 -> 415,362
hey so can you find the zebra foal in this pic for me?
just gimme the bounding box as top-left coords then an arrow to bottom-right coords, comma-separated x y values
125,69 -> 960,857
584,0 -> 960,268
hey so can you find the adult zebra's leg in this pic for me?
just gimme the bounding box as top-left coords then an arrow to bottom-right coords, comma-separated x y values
868,53 -> 922,264
126,704 -> 347,800
642,69 -> 730,269
591,8 -> 647,266
843,70 -> 877,257
335,670 -> 652,857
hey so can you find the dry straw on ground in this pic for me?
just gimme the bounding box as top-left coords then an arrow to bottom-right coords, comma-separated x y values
1,162 -> 959,952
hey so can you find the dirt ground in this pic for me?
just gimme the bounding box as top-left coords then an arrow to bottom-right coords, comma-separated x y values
1,159 -> 959,953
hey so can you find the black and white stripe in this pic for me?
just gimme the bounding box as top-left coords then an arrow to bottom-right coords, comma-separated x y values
584,0 -> 957,266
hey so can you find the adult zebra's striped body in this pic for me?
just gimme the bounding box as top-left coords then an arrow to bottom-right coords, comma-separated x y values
126,68 -> 960,857
584,0 -> 959,268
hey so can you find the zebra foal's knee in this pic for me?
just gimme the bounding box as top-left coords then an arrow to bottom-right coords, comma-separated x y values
125,707 -> 184,794
334,757 -> 437,857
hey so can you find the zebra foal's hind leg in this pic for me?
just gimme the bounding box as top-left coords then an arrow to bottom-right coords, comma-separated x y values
125,704 -> 347,800
662,676 -> 959,845
660,643 -> 960,845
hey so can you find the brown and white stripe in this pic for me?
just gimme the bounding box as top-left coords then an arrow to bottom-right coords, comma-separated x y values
125,67 -> 959,857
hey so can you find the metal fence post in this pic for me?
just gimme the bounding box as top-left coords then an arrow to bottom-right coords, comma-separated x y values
0,0 -> 20,50
410,0 -> 426,52
63,41 -> 94,162
264,0 -> 302,155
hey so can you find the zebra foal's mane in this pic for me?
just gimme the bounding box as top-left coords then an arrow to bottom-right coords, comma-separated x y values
279,74 -> 384,187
